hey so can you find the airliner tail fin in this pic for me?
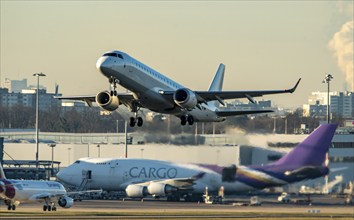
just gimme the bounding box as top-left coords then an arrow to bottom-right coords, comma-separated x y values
208,64 -> 225,92
208,64 -> 225,108
274,124 -> 337,167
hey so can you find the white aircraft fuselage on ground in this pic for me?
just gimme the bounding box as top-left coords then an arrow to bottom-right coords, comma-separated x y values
58,50 -> 300,127
57,124 -> 337,202
0,166 -> 73,211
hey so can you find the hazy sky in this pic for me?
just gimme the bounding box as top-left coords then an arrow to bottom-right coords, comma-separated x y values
1,1 -> 353,109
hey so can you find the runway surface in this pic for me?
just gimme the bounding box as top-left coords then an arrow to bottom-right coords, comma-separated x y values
1,195 -> 353,219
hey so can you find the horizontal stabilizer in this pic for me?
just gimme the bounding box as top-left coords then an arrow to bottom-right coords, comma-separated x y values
215,109 -> 273,117
284,166 -> 327,178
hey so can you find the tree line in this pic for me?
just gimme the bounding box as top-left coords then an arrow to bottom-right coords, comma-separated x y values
0,105 -> 345,134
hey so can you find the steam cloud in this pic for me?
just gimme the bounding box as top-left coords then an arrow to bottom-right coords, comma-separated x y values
328,20 -> 354,91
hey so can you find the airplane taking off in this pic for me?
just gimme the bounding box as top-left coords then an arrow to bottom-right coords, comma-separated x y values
57,50 -> 301,127
57,124 -> 337,202
0,165 -> 75,211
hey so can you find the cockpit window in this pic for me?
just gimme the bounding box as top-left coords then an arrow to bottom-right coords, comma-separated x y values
103,53 -> 124,60
74,160 -> 80,164
103,53 -> 117,57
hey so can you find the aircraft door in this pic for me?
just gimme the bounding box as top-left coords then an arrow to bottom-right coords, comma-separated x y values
82,170 -> 92,180
109,161 -> 116,176
127,57 -> 133,73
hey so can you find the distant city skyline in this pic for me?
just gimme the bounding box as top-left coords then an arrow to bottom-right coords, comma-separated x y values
1,1 -> 353,109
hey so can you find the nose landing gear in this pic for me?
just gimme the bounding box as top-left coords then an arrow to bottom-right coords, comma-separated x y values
109,77 -> 119,96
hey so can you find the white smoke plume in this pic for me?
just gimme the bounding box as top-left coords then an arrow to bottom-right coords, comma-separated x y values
328,19 -> 354,91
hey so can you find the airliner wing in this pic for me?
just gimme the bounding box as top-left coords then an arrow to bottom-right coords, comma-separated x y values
30,192 -> 65,201
54,93 -> 137,109
66,189 -> 103,196
215,109 -> 273,117
54,95 -> 96,107
196,78 -> 301,103
30,190 -> 102,201
153,177 -> 197,188
133,172 -> 205,190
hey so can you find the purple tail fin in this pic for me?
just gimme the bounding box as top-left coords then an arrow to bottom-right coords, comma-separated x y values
273,124 -> 337,167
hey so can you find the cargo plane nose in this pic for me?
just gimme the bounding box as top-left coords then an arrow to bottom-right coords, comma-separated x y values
56,166 -> 78,186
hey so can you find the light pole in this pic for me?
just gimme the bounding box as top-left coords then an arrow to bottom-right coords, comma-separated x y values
87,143 -> 90,157
322,73 -> 333,194
33,72 -> 46,179
48,143 -> 56,177
97,144 -> 101,157
322,74 -> 333,124
116,120 -> 119,133
125,120 -> 128,158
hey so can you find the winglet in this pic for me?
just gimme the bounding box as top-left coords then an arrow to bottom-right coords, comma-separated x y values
287,78 -> 301,93
55,83 -> 59,96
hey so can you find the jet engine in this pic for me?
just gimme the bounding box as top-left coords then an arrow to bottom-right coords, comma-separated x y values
125,184 -> 148,198
173,88 -> 198,109
96,91 -> 119,111
147,183 -> 178,196
58,196 -> 74,208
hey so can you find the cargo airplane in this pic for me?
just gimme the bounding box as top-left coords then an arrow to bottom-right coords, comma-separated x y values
56,50 -> 300,127
57,124 -> 337,202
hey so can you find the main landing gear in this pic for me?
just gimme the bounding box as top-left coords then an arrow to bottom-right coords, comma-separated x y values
129,102 -> 143,127
43,204 -> 57,211
43,198 -> 56,211
180,115 -> 194,126
5,200 -> 16,211
7,204 -> 16,210
130,116 -> 143,127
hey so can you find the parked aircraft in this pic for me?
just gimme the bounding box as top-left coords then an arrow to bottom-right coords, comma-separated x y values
1,165 -> 74,211
57,124 -> 337,202
56,50 -> 300,127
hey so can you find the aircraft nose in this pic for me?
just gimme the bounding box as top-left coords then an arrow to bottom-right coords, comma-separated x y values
96,57 -> 111,72
56,170 -> 64,181
56,169 -> 72,183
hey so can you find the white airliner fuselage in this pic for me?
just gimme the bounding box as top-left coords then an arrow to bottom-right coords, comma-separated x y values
0,175 -> 73,211
58,50 -> 299,127
96,52 -> 221,122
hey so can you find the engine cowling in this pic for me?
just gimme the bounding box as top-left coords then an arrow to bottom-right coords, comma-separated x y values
125,184 -> 148,198
147,182 -> 178,196
173,88 -> 198,109
58,196 -> 74,208
96,91 -> 119,111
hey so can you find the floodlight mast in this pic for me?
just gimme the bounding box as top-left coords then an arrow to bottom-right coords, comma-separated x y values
33,72 -> 46,179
